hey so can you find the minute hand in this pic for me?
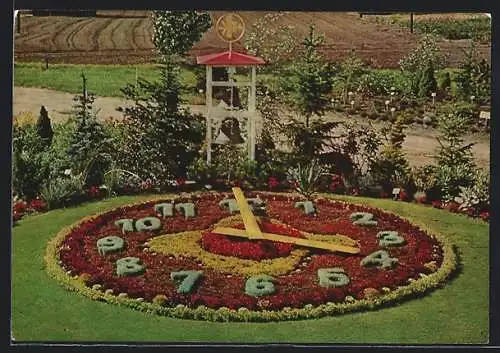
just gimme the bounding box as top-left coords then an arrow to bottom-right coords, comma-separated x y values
232,187 -> 263,239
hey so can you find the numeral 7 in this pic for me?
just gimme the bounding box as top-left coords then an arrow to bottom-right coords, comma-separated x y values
170,270 -> 203,294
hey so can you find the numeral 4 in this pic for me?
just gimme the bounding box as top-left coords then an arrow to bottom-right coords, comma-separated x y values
361,250 -> 398,270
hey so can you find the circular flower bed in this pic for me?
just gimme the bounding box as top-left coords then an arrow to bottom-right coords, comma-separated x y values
45,192 -> 457,322
200,221 -> 304,260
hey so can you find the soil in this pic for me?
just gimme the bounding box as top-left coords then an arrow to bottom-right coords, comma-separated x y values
13,87 -> 490,170
14,11 -> 491,68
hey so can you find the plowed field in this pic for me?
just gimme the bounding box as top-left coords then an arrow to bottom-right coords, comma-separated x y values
14,11 -> 491,68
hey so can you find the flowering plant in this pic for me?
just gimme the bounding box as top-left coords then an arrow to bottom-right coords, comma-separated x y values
328,174 -> 345,194
267,177 -> 280,191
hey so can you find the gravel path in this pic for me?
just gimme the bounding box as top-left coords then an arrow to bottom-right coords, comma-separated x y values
13,87 -> 489,169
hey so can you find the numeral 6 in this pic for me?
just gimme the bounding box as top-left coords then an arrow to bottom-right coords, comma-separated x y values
245,275 -> 276,297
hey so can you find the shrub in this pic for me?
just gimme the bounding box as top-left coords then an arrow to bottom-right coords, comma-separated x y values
286,159 -> 326,200
437,71 -> 452,95
411,165 -> 438,193
357,70 -> 408,97
12,123 -> 49,199
454,168 -> 489,213
42,120 -> 76,181
40,176 -> 85,209
411,17 -> 491,43
413,191 -> 427,204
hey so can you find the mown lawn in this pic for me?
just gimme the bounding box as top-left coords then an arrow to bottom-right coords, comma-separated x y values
11,194 -> 489,343
13,62 -> 198,98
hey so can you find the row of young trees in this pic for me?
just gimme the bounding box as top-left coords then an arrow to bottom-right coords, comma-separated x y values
13,12 -> 490,212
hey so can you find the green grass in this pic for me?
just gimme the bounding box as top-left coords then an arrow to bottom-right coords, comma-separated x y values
14,62 -> 463,99
12,194 -> 488,343
14,62 -> 198,98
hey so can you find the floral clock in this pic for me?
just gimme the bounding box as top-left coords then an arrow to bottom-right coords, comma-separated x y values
46,189 -> 456,322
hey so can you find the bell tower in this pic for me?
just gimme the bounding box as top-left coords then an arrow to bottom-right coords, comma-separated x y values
196,13 -> 265,165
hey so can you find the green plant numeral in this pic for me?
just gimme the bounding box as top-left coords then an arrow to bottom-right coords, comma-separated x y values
350,212 -> 378,226
135,217 -> 161,232
295,201 -> 315,215
115,219 -> 135,233
116,257 -> 146,277
170,270 -> 203,294
154,203 -> 174,218
97,236 -> 125,256
219,199 -> 240,213
361,250 -> 398,270
219,198 -> 265,214
317,267 -> 350,288
175,203 -> 196,219
248,197 -> 265,208
245,275 -> 276,297
377,231 -> 406,247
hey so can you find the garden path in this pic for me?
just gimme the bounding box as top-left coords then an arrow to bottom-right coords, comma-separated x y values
13,87 -> 489,169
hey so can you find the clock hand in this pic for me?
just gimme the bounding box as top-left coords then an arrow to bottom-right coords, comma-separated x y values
212,226 -> 360,254
232,187 -> 263,239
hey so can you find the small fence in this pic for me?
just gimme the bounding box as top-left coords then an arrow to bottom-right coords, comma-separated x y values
32,10 -> 97,17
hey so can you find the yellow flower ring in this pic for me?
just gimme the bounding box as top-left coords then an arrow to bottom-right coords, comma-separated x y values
45,192 -> 457,322
147,215 -> 359,277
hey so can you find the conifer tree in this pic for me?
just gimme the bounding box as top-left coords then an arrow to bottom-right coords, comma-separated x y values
67,73 -> 112,186
117,61 -> 204,184
36,105 -> 53,147
418,60 -> 438,98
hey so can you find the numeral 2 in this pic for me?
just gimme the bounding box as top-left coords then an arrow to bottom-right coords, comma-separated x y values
350,212 -> 378,226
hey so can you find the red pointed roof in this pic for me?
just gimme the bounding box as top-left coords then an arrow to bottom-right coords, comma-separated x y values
196,51 -> 265,66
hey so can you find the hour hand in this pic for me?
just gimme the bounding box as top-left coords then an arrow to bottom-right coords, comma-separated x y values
232,187 -> 263,239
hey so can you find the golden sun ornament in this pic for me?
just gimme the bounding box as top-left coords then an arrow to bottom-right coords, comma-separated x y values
215,13 -> 246,43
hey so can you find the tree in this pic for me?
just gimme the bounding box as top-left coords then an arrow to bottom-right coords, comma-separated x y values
36,105 -> 53,147
67,73 -> 113,186
438,71 -> 452,96
372,116 -> 410,189
151,11 -> 211,60
418,60 -> 437,98
280,24 -> 336,127
245,12 -> 300,66
435,103 -> 476,200
336,50 -> 367,104
116,62 -> 205,185
455,41 -> 491,104
400,33 -> 448,98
